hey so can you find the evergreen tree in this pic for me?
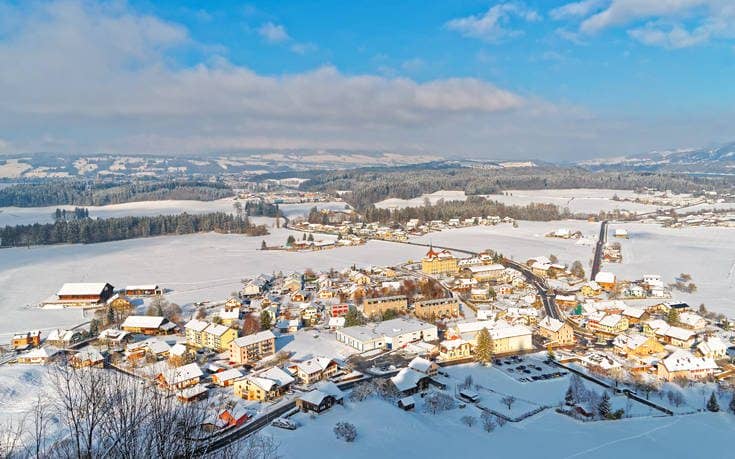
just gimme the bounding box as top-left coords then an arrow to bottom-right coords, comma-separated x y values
598,392 -> 611,419
707,392 -> 720,412
308,233 -> 314,242
260,310 -> 272,330
89,318 -> 100,336
344,306 -> 366,327
475,328 -> 493,364
106,306 -> 115,325
729,393 -> 735,414
286,235 -> 296,246
564,386 -> 575,406
261,240 -> 267,250
667,307 -> 680,325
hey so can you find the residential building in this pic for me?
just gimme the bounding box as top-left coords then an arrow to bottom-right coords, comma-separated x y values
157,363 -> 203,390
289,357 -> 339,385
234,366 -> 295,401
657,350 -> 718,381
121,315 -> 176,335
407,356 -> 439,376
413,297 -> 460,320
362,295 -> 408,318
229,330 -> 276,365
211,368 -> 244,387
295,381 -> 344,414
123,284 -> 162,296
466,264 -> 505,282
588,314 -> 628,336
11,331 -> 41,350
54,282 -> 115,305
184,319 -> 238,352
16,346 -> 59,365
535,317 -> 575,346
421,247 -> 459,275
612,334 -> 664,357
437,339 -> 473,362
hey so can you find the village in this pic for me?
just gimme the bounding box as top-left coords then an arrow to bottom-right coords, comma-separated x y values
3,215 -> 735,452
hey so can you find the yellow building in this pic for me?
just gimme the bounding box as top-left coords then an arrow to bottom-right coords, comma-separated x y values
437,339 -> 473,362
535,317 -> 575,346
588,314 -> 628,336
362,295 -> 408,318
421,247 -> 459,275
413,298 -> 460,320
184,319 -> 238,352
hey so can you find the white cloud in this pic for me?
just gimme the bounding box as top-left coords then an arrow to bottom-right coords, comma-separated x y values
257,21 -> 290,43
550,0 -> 607,21
445,2 -> 541,42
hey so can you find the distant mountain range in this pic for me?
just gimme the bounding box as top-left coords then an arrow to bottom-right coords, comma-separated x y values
581,141 -> 735,174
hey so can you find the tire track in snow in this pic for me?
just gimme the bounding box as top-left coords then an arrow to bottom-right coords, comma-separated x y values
562,417 -> 680,458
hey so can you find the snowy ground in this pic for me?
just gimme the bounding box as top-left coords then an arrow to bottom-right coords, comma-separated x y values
0,199 -> 348,227
0,227 -> 425,342
483,189 -> 670,214
605,222 -> 735,315
374,190 -> 467,209
410,220 -> 601,268
264,394 -> 734,459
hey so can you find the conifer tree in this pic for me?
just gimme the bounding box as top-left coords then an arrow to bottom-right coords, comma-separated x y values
475,328 -> 493,364
598,392 -> 611,419
707,392 -> 720,412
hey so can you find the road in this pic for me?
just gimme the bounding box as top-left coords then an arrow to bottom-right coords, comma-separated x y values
590,220 -> 608,281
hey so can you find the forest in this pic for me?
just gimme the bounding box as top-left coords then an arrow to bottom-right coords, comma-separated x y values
0,180 -> 233,207
295,163 -> 725,210
0,212 -> 267,247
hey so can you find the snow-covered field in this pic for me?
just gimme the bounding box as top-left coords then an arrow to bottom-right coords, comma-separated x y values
375,190 -> 467,209
410,220 -> 601,268
483,189 -> 671,214
606,223 -> 735,315
0,228 -> 425,342
0,199 -> 348,227
265,394 -> 733,459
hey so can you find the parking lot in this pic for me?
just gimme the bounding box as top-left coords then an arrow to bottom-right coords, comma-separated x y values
493,355 -> 566,383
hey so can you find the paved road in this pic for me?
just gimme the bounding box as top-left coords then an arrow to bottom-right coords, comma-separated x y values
590,220 -> 608,281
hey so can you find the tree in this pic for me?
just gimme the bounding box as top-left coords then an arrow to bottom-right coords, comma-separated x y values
729,393 -> 735,414
564,386 -> 575,406
549,254 -> 559,264
598,392 -> 611,419
260,310 -> 273,330
707,392 -> 720,412
333,422 -> 357,442
88,318 -> 100,337
195,306 -> 207,319
286,235 -> 296,246
667,307 -> 680,325
261,240 -> 267,250
307,233 -> 314,242
570,260 -> 585,278
501,395 -> 516,410
344,306 -> 366,327
481,412 -> 496,432
423,392 -> 456,414
460,415 -> 477,427
242,314 -> 260,335
475,328 -> 493,364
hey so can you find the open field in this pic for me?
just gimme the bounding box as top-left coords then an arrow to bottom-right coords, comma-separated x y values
483,189 -> 670,214
0,228 -> 424,342
606,223 -> 735,315
375,190 -> 468,209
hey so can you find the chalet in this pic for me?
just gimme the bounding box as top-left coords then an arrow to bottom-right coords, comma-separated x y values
697,337 -> 728,359
644,321 -> 696,348
177,384 -> 208,403
224,297 -> 243,311
362,295 -> 408,318
536,317 -> 575,346
621,306 -> 647,324
612,334 -> 664,357
121,315 -> 176,335
678,312 -> 707,330
412,297 -> 460,320
125,338 -> 171,361
211,368 -> 244,387
70,347 -> 105,368
17,346 -> 60,365
157,363 -> 203,390
97,328 -> 132,346
580,281 -> 602,298
290,357 -> 339,385
107,295 -> 133,315
594,272 -> 616,291
657,350 -> 718,381
11,331 -> 41,350
437,339 -> 473,362
229,330 -> 276,365
234,366 -> 295,401
296,381 -> 344,414
407,356 -> 439,376
45,329 -> 83,348
390,368 -> 433,396
54,282 -> 114,305
124,284 -> 162,296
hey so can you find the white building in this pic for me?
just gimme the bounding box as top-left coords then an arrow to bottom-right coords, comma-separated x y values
336,318 -> 438,352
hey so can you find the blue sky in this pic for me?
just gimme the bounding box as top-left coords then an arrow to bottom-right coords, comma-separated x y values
0,0 -> 734,159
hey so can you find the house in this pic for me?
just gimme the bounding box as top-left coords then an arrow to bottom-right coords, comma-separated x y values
125,338 -> 171,361
470,287 -> 491,301
330,303 -> 350,318
678,312 -> 707,330
390,368 -> 433,396
555,295 -> 578,308
328,317 -> 346,330
11,331 -> 41,350
121,315 -> 176,335
535,317 -> 575,346
614,228 -> 629,238
421,247 -> 459,275
70,347 -> 105,368
466,264 -> 506,282
224,297 -> 242,311
124,284 -> 162,296
488,323 -> 534,354
413,297 -> 460,320
16,346 -> 60,365
295,381 -> 344,413
217,403 -> 251,428
230,330 -> 276,365
580,281 -> 602,298
437,339 -> 473,362
45,329 -> 83,348
397,396 -> 416,411
97,328 -> 132,346
177,384 -> 208,403
407,356 -> 439,376
336,318 -> 438,352
157,363 -> 203,390
219,308 -> 242,326
184,319 -> 238,352
588,314 -> 628,336
621,306 -> 647,324
234,366 -> 295,401
594,272 -> 616,291
362,295 -> 408,318
54,282 -> 115,305
697,337 -> 728,359
276,318 -> 301,333
657,350 -> 718,381
612,333 -> 664,357
290,357 -> 339,385
211,368 -> 244,387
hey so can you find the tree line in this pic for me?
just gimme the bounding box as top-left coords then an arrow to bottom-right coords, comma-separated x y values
0,212 -> 268,247
0,180 -> 233,207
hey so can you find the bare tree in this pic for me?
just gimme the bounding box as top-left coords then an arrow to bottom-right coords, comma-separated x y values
501,395 -> 516,410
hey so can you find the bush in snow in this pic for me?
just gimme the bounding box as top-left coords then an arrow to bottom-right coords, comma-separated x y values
423,392 -> 456,415
349,381 -> 376,402
333,422 -> 357,442
460,415 -> 477,427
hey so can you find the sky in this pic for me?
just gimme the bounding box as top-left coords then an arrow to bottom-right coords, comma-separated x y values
0,0 -> 734,161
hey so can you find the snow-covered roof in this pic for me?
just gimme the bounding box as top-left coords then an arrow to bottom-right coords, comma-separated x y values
622,307 -> 645,318
296,356 -> 334,375
538,316 -> 566,333
185,319 -> 209,332
661,350 -> 718,373
408,357 -> 435,374
170,343 -> 187,357
125,284 -> 159,291
594,272 -> 616,284
697,337 -> 727,356
160,363 -> 203,385
390,368 -> 427,392
259,366 -> 295,387
74,347 -> 104,362
122,315 -> 167,329
205,323 -> 231,337
214,368 -> 243,382
23,346 -> 59,359
489,323 -> 532,340
57,283 -> 110,296
598,314 -> 624,328
468,264 -> 505,273
232,330 -> 276,348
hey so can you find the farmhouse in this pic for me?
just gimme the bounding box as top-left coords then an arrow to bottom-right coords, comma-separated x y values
296,381 -> 344,414
45,329 -> 83,348
407,356 -> 439,376
70,347 -> 105,368
390,368 -> 433,396
54,282 -> 115,305
229,330 -> 276,365
124,284 -> 162,296
11,331 -> 41,350
17,346 -> 60,365
121,315 -> 176,335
